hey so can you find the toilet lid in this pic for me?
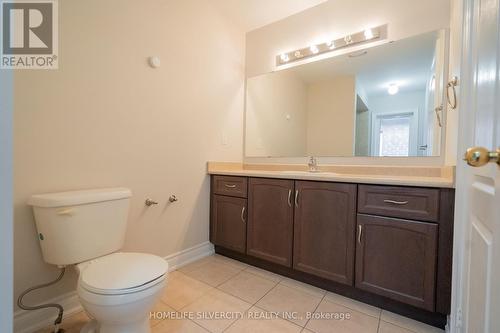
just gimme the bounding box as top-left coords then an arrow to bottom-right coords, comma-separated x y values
80,252 -> 168,295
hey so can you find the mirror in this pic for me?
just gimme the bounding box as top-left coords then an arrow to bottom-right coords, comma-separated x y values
245,30 -> 447,157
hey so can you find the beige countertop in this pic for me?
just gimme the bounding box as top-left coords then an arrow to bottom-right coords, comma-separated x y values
207,162 -> 455,188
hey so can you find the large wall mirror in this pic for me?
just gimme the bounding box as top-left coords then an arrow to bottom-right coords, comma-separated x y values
245,30 -> 448,157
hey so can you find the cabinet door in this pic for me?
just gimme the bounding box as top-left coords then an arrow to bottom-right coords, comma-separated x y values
210,195 -> 247,253
293,181 -> 356,285
355,214 -> 438,311
247,178 -> 294,266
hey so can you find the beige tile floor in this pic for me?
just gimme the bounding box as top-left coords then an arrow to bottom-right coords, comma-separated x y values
37,254 -> 444,333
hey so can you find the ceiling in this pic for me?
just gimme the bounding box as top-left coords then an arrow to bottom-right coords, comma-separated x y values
209,0 -> 328,32
291,30 -> 438,98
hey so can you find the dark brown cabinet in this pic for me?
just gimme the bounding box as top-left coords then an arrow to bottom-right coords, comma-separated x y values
293,181 -> 357,285
210,195 -> 247,253
247,178 -> 294,267
355,214 -> 438,311
210,176 -> 454,329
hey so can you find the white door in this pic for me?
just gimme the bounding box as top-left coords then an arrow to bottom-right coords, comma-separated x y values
452,0 -> 500,332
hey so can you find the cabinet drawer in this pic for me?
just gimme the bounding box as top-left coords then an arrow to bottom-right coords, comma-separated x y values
358,185 -> 439,222
212,176 -> 248,198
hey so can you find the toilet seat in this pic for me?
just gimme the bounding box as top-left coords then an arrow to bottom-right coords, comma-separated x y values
78,252 -> 168,295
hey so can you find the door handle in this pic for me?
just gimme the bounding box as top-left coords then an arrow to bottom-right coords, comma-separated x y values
295,190 -> 299,207
241,206 -> 246,223
287,189 -> 292,207
358,225 -> 363,244
463,147 -> 500,167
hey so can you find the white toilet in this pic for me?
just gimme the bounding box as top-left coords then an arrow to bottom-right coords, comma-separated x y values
28,188 -> 168,333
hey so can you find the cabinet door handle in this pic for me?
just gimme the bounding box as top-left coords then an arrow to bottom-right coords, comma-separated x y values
295,190 -> 299,207
287,189 -> 292,207
224,184 -> 237,188
383,199 -> 409,205
241,206 -> 246,223
358,225 -> 363,244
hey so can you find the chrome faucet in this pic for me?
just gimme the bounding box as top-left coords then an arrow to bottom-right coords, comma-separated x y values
308,156 -> 319,172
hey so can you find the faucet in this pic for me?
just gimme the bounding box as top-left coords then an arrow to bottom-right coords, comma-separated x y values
308,156 -> 319,172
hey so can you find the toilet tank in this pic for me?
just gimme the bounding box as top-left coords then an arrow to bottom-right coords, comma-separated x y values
28,188 -> 132,266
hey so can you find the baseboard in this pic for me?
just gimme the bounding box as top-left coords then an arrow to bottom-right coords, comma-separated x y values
14,241 -> 214,333
164,241 -> 215,271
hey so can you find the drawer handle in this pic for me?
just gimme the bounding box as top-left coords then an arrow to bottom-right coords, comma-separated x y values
224,184 -> 237,188
383,199 -> 409,205
287,189 -> 292,207
241,206 -> 246,223
358,225 -> 363,244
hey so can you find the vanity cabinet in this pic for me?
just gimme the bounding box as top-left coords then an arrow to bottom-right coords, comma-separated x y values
293,181 -> 356,285
210,195 -> 247,253
210,175 -> 454,329
355,214 -> 438,311
247,178 -> 294,267
210,176 -> 247,253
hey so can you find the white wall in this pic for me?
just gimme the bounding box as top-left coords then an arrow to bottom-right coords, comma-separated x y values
445,0 -> 462,166
1,68 -> 14,333
13,0 -> 244,314
246,71 -> 307,156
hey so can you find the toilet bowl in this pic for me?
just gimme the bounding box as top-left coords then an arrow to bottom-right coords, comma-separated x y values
76,252 -> 168,333
27,188 -> 169,333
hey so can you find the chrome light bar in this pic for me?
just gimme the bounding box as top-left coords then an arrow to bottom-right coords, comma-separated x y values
276,25 -> 385,66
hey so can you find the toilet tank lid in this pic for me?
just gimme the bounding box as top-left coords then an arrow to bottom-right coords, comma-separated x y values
28,188 -> 132,207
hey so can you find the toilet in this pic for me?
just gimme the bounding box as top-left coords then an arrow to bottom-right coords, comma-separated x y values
28,188 -> 168,333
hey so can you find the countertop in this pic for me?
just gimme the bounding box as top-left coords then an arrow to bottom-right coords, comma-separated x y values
207,162 -> 455,188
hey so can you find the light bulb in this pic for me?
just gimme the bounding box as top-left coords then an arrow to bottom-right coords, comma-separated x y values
364,29 -> 374,40
327,40 -> 336,49
388,84 -> 399,95
310,45 -> 319,54
280,53 -> 289,62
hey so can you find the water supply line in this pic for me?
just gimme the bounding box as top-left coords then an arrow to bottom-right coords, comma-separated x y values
17,266 -> 66,333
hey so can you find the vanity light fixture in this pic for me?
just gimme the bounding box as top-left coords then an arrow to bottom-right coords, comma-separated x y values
276,25 -> 384,66
388,83 -> 399,95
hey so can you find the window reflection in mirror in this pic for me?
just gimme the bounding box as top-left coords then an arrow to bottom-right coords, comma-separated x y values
245,30 -> 447,158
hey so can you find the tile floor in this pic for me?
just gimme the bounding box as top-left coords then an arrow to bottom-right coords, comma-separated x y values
37,254 -> 444,333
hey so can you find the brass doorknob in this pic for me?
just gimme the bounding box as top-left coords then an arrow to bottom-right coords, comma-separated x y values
463,147 -> 500,167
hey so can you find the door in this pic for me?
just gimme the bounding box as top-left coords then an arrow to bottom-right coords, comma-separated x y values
355,215 -> 438,311
247,178 -> 294,266
293,181 -> 356,285
210,195 -> 247,253
453,0 -> 500,331
371,111 -> 418,157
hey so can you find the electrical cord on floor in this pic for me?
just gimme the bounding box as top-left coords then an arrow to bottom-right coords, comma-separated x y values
17,267 -> 66,333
